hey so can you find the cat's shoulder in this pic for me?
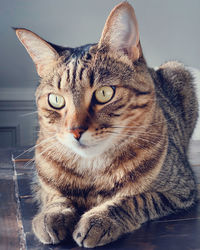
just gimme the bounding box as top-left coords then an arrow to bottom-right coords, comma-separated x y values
155,60 -> 200,101
154,61 -> 200,140
154,61 -> 200,86
155,61 -> 195,85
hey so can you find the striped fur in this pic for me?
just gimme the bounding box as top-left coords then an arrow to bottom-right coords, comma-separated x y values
15,2 -> 198,248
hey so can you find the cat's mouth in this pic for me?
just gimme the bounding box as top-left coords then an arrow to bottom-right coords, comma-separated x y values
71,140 -> 104,158
57,133 -> 107,158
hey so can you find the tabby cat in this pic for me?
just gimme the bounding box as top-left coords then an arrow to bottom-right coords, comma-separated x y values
15,2 -> 198,248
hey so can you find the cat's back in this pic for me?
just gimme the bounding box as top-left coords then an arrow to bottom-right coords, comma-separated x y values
150,61 -> 199,144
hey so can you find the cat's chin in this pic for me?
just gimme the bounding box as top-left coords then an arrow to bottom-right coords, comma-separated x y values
70,144 -> 105,158
67,142 -> 109,158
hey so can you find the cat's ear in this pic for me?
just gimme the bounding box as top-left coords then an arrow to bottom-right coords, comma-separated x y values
99,2 -> 141,61
15,28 -> 59,77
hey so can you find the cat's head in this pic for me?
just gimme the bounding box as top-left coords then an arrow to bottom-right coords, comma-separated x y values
15,2 -> 155,158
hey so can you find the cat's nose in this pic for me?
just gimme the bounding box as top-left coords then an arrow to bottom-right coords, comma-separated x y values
69,127 -> 86,140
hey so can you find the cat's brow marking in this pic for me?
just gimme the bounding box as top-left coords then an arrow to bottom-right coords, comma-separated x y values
123,85 -> 152,96
58,79 -> 61,89
79,67 -> 85,81
67,69 -> 70,83
89,70 -> 95,87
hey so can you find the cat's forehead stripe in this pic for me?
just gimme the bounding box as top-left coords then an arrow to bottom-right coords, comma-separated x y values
89,70 -> 95,88
62,48 -> 93,90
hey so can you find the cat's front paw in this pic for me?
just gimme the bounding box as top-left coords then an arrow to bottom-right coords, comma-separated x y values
73,213 -> 121,248
32,208 -> 76,244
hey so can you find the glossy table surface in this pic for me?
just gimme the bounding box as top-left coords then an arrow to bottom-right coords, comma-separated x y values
0,141 -> 200,250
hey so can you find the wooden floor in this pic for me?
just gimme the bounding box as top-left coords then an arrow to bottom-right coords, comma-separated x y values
0,141 -> 200,250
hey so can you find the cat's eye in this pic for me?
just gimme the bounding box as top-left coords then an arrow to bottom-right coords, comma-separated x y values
48,94 -> 65,109
94,86 -> 115,104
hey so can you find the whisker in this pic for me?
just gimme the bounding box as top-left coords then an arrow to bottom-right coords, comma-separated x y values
112,127 -> 167,138
126,107 -> 186,129
111,120 -> 165,130
33,130 -> 56,135
107,131 -> 159,145
14,135 -> 56,160
22,157 -> 35,168
35,142 -> 70,167
20,111 -> 38,117
35,143 -> 55,159
23,143 -> 56,168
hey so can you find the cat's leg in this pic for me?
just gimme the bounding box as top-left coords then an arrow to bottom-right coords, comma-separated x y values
73,190 -> 196,248
32,192 -> 78,244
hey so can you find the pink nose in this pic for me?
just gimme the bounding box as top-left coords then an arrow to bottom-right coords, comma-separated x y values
69,128 -> 85,140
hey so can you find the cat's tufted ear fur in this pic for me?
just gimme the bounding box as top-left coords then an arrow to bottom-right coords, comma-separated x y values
99,2 -> 142,61
15,28 -> 59,77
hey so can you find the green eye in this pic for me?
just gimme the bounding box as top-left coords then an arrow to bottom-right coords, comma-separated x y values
48,94 -> 65,109
94,86 -> 115,104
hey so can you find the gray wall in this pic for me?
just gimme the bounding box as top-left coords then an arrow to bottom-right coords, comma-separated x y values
0,0 -> 200,146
